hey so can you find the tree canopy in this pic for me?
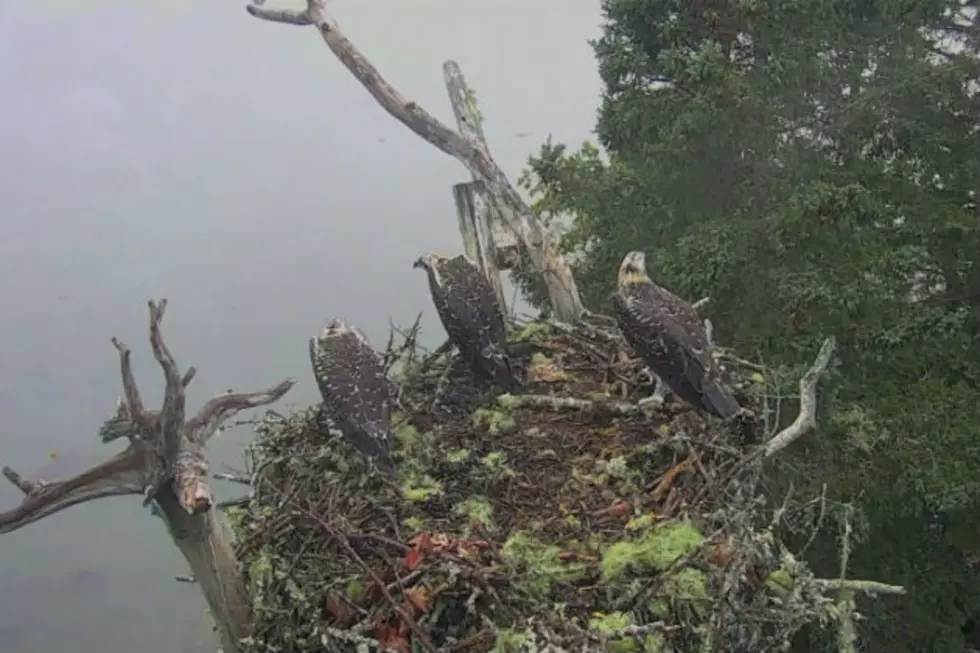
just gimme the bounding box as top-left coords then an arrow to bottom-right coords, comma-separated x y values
515,0 -> 980,649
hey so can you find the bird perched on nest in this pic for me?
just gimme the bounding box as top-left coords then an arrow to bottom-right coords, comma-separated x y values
309,319 -> 398,478
413,252 -> 522,394
612,250 -> 741,419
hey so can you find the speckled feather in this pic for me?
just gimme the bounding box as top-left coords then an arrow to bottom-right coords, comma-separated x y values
614,280 -> 740,419
419,255 -> 522,393
309,320 -> 397,477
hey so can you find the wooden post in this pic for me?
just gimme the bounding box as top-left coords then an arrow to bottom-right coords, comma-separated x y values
452,181 -> 507,311
444,60 -> 519,312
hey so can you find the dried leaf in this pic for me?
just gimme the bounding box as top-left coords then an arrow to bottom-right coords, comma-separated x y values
403,548 -> 424,571
325,593 -> 351,623
593,499 -> 631,518
557,552 -> 599,563
405,586 -> 431,613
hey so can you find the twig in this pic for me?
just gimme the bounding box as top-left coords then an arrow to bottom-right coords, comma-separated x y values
813,578 -> 906,596
764,337 -> 836,457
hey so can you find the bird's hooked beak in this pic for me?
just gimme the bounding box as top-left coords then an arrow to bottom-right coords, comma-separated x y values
413,253 -> 440,270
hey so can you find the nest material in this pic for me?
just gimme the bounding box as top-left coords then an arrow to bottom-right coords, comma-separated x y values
232,317 -> 835,653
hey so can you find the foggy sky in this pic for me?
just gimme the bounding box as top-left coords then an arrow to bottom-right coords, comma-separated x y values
0,1 -> 602,650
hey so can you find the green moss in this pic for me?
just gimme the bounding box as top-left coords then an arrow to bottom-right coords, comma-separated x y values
491,628 -> 530,653
445,448 -> 471,463
473,408 -> 517,435
401,474 -> 444,501
481,451 -> 516,480
402,516 -> 425,533
601,520 -> 704,582
590,612 -> 636,653
345,578 -> 366,601
529,352 -> 574,381
453,496 -> 496,534
501,532 -> 588,598
514,321 -> 554,343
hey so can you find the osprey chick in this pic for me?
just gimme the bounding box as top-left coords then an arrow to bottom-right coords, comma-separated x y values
413,253 -> 522,394
612,251 -> 740,419
309,319 -> 397,477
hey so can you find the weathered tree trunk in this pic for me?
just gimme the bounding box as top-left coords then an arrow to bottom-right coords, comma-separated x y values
0,300 -> 295,653
157,491 -> 250,652
246,0 -> 586,321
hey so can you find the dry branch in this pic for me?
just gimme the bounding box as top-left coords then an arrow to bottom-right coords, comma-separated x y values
246,0 -> 585,320
0,299 -> 295,653
764,337 -> 837,457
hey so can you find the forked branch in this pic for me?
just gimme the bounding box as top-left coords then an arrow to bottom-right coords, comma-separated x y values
764,337 -> 837,457
184,379 -> 296,444
2,299 -> 296,524
0,447 -> 146,533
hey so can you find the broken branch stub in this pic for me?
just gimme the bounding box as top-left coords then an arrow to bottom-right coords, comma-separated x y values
246,0 -> 585,321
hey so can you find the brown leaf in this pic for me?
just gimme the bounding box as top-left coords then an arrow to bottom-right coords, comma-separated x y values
325,593 -> 351,623
558,552 -> 599,563
383,635 -> 411,653
405,586 -> 431,613
650,456 -> 697,502
593,499 -> 631,518
403,548 -> 424,571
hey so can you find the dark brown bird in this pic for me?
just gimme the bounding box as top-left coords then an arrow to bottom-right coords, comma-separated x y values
612,250 -> 740,419
413,252 -> 522,394
309,319 -> 397,477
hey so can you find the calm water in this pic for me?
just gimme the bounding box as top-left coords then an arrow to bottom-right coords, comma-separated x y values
0,1 -> 601,651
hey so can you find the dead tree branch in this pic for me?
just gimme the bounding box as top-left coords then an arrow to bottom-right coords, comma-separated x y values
246,0 -> 585,320
764,337 -> 837,458
0,299 -> 295,653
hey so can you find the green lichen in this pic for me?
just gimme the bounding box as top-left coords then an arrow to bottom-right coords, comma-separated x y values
501,532 -> 587,598
481,451 -> 516,481
491,628 -> 530,653
395,422 -> 439,470
345,578 -> 366,601
514,321 -> 554,343
649,567 -> 709,622
445,448 -> 471,463
453,496 -> 496,534
402,516 -> 425,533
401,474 -> 444,501
529,352 -> 574,381
601,520 -> 704,582
473,408 -> 517,435
588,613 -> 668,653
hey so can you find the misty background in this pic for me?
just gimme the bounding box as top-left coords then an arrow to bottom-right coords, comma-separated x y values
0,0 -> 602,651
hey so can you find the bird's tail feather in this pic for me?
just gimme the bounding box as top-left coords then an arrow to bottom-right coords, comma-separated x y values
704,380 -> 741,419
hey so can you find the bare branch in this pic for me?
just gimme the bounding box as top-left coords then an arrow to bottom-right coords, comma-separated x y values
99,397 -> 145,443
498,393 -> 643,417
692,296 -> 710,311
181,366 -> 197,388
110,337 -> 153,431
184,379 -> 296,444
812,578 -> 906,596
0,447 -> 147,533
213,472 -> 251,485
246,4 -> 311,24
147,299 -> 186,464
764,337 -> 836,458
246,0 -> 585,320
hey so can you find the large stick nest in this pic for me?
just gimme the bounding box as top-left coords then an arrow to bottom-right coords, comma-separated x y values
232,316 -> 837,653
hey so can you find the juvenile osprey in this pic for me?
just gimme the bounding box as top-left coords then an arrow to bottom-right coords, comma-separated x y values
612,251 -> 741,419
309,319 -> 397,477
413,253 -> 522,394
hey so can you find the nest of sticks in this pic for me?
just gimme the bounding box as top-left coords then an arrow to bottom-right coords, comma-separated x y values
231,315 -> 843,653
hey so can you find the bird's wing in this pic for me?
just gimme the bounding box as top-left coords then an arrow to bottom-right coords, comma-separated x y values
446,256 -> 508,341
441,259 -> 508,353
310,331 -> 391,435
650,286 -> 714,369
